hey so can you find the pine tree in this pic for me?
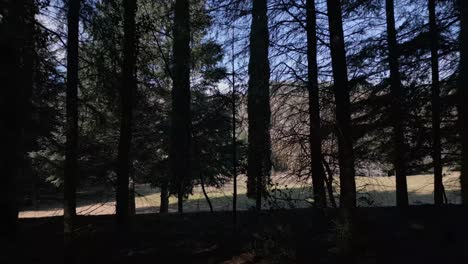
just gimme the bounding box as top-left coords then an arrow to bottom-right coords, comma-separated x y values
116,0 -> 137,226
428,0 -> 444,205
0,0 -> 35,239
247,0 -> 271,210
385,0 -> 408,207
326,0 -> 356,208
306,0 -> 326,207
64,0 -> 80,234
170,0 -> 191,213
458,0 -> 468,204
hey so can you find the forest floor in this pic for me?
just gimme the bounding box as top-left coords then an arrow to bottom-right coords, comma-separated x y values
20,172 -> 461,218
6,206 -> 468,264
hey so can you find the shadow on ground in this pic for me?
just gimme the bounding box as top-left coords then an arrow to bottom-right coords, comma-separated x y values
8,206 -> 468,264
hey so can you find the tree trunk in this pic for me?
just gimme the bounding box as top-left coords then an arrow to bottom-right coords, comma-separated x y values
247,0 -> 271,211
458,0 -> 468,204
386,0 -> 408,207
326,0 -> 356,208
0,0 -> 34,239
231,26 -> 238,226
322,157 -> 338,208
306,0 -> 326,208
116,0 -> 137,227
22,0 -> 35,211
200,174 -> 214,213
64,0 -> 80,234
31,171 -> 38,208
170,0 -> 191,214
159,179 -> 169,213
428,0 -> 444,205
129,175 -> 136,216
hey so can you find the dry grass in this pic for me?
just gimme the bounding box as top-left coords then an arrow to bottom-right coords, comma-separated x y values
19,171 -> 461,218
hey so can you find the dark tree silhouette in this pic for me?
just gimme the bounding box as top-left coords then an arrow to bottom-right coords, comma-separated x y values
159,180 -> 169,213
386,0 -> 408,207
170,0 -> 191,213
306,0 -> 326,208
326,0 -> 356,208
459,0 -> 468,204
231,27 -> 238,224
64,0 -> 80,234
428,0 -> 444,205
0,0 -> 34,239
22,0 -> 35,210
116,0 -> 137,226
247,0 -> 271,210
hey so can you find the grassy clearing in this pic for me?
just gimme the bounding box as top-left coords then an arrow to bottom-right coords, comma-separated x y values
19,171 -> 461,218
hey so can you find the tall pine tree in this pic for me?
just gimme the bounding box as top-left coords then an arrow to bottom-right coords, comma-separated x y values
306,0 -> 326,207
116,0 -> 137,226
64,0 -> 80,234
0,0 -> 35,238
247,0 -> 271,210
170,0 -> 191,213
458,0 -> 468,204
386,0 -> 408,207
428,0 -> 444,205
326,0 -> 356,208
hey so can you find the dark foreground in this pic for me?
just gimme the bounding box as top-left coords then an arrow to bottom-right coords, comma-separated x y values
3,206 -> 468,264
